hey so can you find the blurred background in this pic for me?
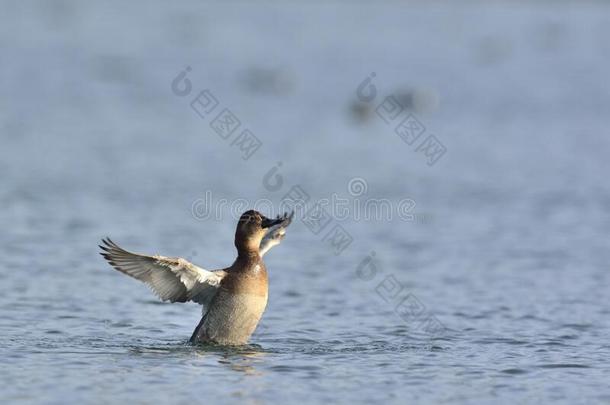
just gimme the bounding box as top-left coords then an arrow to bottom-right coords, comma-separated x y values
1,1 -> 609,404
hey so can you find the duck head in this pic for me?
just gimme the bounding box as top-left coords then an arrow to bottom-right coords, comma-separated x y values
235,210 -> 287,254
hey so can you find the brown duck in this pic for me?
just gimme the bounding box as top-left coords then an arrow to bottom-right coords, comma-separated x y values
100,210 -> 293,345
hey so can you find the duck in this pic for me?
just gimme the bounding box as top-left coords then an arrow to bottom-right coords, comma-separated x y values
99,210 -> 293,345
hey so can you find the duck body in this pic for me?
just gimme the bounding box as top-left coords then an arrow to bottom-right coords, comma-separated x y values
191,254 -> 269,345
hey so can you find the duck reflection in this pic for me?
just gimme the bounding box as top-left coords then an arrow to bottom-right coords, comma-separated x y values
192,343 -> 268,376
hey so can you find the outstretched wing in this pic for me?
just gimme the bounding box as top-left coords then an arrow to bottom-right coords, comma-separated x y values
99,238 -> 226,308
260,211 -> 294,257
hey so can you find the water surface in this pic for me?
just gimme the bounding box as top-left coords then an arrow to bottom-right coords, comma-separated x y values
1,1 -> 609,404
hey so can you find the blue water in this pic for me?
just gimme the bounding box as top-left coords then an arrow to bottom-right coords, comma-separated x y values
1,1 -> 610,404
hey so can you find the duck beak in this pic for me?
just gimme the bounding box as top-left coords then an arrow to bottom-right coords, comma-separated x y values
261,211 -> 294,228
